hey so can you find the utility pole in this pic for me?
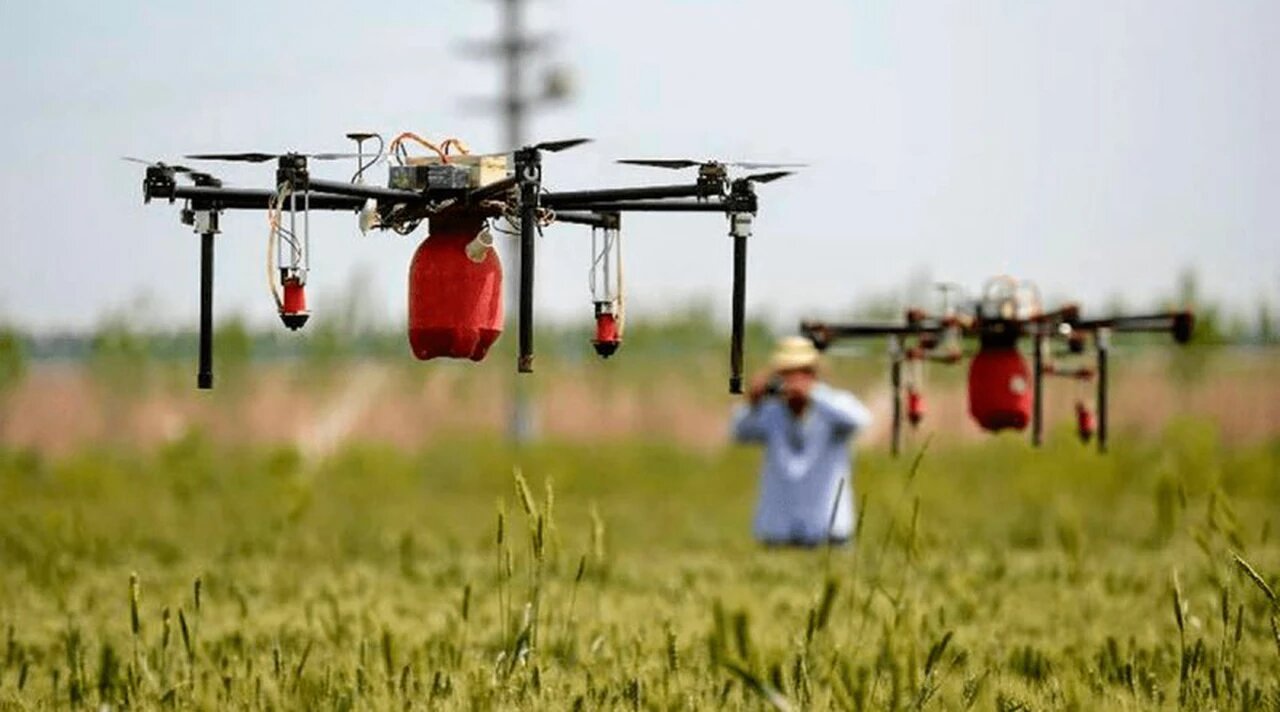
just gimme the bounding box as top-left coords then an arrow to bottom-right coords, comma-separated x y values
460,0 -> 572,443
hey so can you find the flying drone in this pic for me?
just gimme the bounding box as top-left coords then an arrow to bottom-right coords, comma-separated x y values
130,132 -> 799,392
799,276 -> 1195,455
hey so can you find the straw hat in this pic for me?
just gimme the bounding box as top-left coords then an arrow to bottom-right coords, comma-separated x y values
770,336 -> 820,372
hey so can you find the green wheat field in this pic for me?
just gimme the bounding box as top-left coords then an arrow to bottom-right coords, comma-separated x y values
0,418 -> 1277,710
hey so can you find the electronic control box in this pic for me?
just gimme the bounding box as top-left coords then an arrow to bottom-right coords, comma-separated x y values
389,154 -> 512,192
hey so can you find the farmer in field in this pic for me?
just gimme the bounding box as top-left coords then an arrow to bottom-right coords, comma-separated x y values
732,336 -> 872,547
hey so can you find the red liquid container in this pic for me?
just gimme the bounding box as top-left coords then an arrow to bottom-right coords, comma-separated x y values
968,346 -> 1032,431
408,215 -> 503,361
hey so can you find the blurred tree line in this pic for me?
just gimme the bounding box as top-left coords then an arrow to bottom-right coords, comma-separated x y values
0,326 -> 25,436
0,269 -> 1274,396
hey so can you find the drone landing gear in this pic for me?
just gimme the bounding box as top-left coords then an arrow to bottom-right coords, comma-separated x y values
1033,324 -> 1111,453
516,148 -> 541,373
1031,329 -> 1045,447
1096,327 -> 1110,454
889,335 -> 903,457
184,208 -> 221,390
729,214 -> 750,394
726,179 -> 759,395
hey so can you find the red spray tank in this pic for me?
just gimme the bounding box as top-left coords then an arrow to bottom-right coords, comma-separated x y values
967,345 -> 1033,431
408,214 -> 504,361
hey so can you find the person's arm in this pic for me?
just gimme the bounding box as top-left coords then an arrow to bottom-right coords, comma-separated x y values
730,403 -> 772,443
731,371 -> 777,443
810,384 -> 872,437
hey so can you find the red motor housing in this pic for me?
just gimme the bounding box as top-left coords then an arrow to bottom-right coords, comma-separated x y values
967,346 -> 1032,431
408,215 -> 503,362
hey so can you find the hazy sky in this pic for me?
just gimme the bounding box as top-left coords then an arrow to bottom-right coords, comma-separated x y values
0,0 -> 1275,332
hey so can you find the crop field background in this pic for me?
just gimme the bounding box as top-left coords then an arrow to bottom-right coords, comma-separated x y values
3,0 -> 1279,706
0,324 -> 1277,710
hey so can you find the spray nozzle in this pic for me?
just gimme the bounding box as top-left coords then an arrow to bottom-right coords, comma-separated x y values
279,274 -> 310,330
592,302 -> 621,357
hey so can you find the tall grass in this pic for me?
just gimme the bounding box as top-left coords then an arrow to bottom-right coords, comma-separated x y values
0,424 -> 1276,708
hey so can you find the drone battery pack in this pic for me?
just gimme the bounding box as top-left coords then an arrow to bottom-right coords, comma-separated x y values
408,217 -> 503,362
388,164 -> 472,192
394,154 -> 512,191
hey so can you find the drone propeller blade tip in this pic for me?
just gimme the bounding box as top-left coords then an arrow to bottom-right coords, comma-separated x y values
745,170 -> 794,184
185,152 -> 278,163
534,137 -> 592,153
617,158 -> 805,173
732,161 -> 809,170
124,156 -> 198,174
185,150 -> 360,163
616,159 -> 700,169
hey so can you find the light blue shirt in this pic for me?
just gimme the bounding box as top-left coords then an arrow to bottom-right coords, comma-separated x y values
731,384 -> 872,544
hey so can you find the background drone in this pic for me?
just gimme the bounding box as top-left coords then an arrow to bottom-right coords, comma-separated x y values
800,276 -> 1195,454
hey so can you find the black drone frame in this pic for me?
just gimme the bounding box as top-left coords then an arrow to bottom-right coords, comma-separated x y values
140,143 -> 772,393
800,307 -> 1194,456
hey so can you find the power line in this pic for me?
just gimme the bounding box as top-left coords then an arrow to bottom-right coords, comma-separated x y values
460,0 -> 573,443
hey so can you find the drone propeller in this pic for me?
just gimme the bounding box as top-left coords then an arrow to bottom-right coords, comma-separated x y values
531,137 -> 591,153
742,170 -> 793,184
123,157 -> 221,185
618,159 -> 806,170
122,156 -> 199,173
617,159 -> 700,169
735,161 -> 807,170
184,151 -> 362,163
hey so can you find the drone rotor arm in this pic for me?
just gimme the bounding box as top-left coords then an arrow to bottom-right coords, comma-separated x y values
1074,311 -> 1194,342
542,182 -> 718,208
552,211 -> 620,229
304,177 -> 426,204
542,200 -> 728,213
802,321 -> 947,342
166,185 -> 365,212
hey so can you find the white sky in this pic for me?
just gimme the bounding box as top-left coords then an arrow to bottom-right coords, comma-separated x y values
0,0 -> 1276,332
